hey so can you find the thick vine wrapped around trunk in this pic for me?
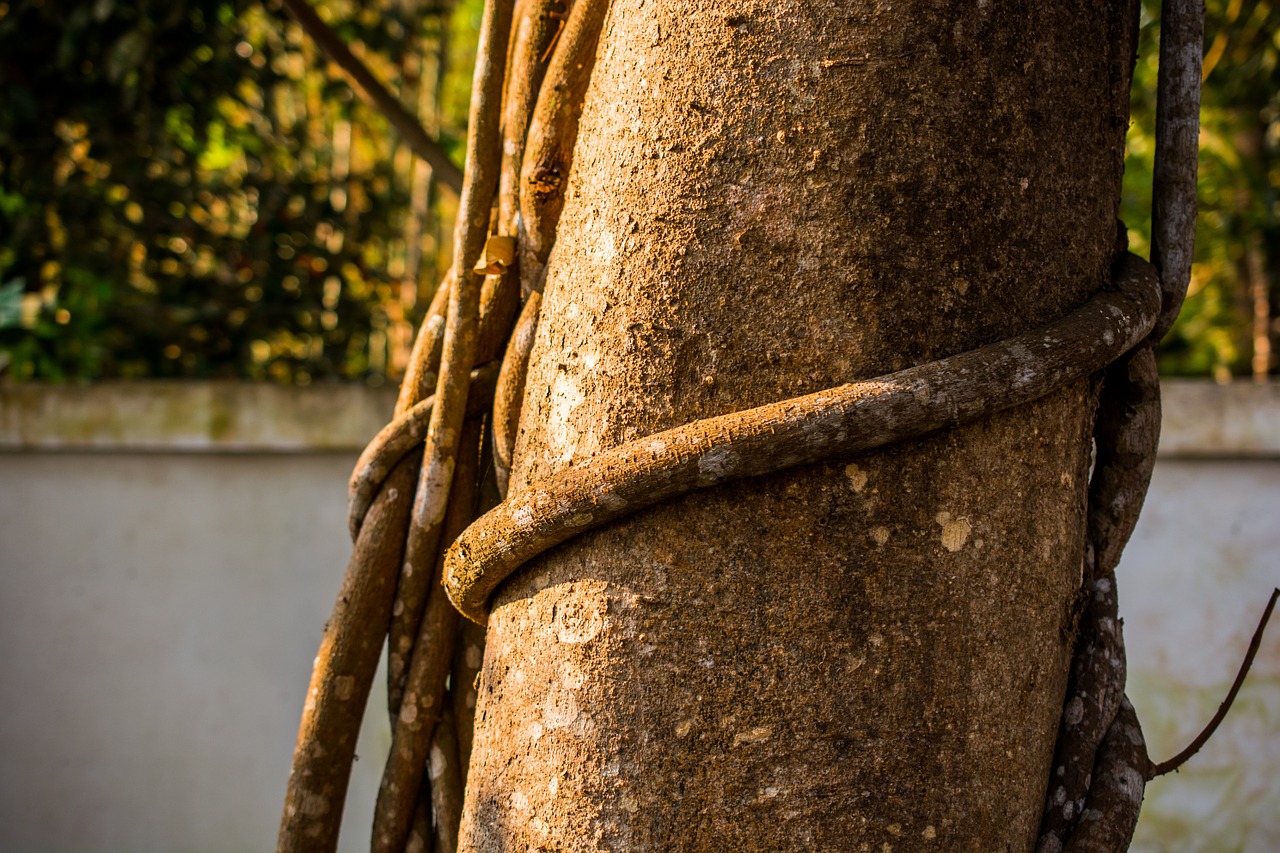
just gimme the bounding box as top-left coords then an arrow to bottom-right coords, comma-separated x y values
457,1 -> 1139,850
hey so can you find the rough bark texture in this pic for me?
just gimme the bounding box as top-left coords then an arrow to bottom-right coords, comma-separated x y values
460,1 -> 1135,850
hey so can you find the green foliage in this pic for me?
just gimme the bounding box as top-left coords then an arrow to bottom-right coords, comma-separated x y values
0,0 -> 1273,382
1123,0 -> 1279,378
0,0 -> 461,383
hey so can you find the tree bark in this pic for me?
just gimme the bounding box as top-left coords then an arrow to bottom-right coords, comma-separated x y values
460,1 -> 1137,850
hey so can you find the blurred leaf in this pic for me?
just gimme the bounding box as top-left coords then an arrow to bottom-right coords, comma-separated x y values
0,278 -> 25,328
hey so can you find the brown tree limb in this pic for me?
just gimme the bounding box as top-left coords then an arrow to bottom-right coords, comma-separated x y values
492,290 -> 541,497
1062,697 -> 1151,853
405,781 -> 435,853
1150,587 -> 1280,777
395,273 -> 454,420
374,418 -> 483,853
1086,344 -> 1162,581
278,451 -> 420,853
517,0 -> 611,297
499,0 -> 562,234
347,362 -> 499,541
450,619 -> 487,784
427,704 -> 465,853
1036,573 -> 1128,852
469,0 -> 561,364
445,254 -> 1162,623
1150,0 -> 1204,341
385,0 -> 514,717
277,0 -> 464,194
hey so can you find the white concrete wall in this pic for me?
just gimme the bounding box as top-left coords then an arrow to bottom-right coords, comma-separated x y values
0,381 -> 1276,852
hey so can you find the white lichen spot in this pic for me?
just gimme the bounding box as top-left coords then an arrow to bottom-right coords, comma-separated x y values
548,775 -> 559,797
429,744 -> 446,781
533,571 -> 551,590
510,791 -> 530,812
525,721 -> 545,741
418,457 -> 455,526
697,446 -> 739,486
301,793 -> 329,816
620,794 -> 640,813
400,701 -> 418,725
939,515 -> 971,552
546,372 -> 586,464
763,786 -> 782,798
1064,696 -> 1084,726
398,635 -> 413,653
922,825 -> 937,840
335,675 -> 355,701
513,505 -> 535,529
675,719 -> 694,738
1118,766 -> 1145,801
868,633 -> 884,647
733,725 -> 774,746
887,823 -> 902,836
845,463 -> 869,493
647,439 -> 666,455
465,644 -> 483,669
871,526 -> 890,546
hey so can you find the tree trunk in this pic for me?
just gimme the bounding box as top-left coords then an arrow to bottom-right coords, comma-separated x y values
460,1 -> 1137,849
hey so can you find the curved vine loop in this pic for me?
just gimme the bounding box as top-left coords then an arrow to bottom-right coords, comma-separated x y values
444,256 -> 1161,623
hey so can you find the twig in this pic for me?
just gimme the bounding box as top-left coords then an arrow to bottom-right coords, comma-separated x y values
428,704 -> 465,853
450,619 -> 487,783
1062,697 -> 1150,853
395,273 -> 453,420
492,290 -> 541,497
1150,587 -> 1280,777
1086,345 -> 1161,581
445,255 -> 1162,623
499,0 -> 562,234
374,419 -> 483,853
385,0 -> 514,718
1036,574 -> 1128,851
1150,0 -> 1204,341
347,362 -> 499,540
517,0 -> 611,297
277,0 -> 464,194
278,451 -> 420,853
405,779 -> 434,853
